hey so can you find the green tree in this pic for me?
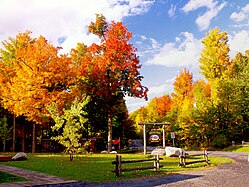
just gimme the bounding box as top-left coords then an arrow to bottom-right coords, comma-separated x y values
46,97 -> 89,161
0,117 -> 12,152
222,52 -> 249,142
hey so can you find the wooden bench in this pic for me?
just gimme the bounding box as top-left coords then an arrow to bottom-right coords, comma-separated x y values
112,155 -> 163,177
179,150 -> 209,167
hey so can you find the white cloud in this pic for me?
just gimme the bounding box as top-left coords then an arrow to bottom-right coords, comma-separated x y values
136,35 -> 161,59
146,32 -> 202,67
182,0 -> 217,12
182,0 -> 227,31
230,4 -> 249,22
195,3 -> 226,31
168,4 -> 176,18
229,30 -> 249,57
125,78 -> 174,112
125,96 -> 148,112
0,0 -> 154,53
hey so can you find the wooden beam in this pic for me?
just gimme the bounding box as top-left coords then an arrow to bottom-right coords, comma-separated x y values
143,124 -> 146,155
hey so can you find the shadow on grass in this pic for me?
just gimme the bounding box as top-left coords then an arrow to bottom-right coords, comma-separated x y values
34,174 -> 201,187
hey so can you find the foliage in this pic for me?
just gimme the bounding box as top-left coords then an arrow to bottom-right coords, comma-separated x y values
46,97 -> 89,161
199,27 -> 230,80
147,94 -> 172,122
130,27 -> 249,149
0,32 -> 78,124
73,14 -> 148,152
170,68 -> 194,146
0,117 -> 12,152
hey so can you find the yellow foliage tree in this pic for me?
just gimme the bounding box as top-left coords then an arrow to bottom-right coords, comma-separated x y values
0,32 -> 79,124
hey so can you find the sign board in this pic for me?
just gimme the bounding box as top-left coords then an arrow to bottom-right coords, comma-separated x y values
170,132 -> 175,139
149,128 -> 161,142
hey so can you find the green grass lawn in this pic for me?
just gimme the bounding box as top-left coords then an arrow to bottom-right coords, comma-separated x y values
223,145 -> 249,152
0,171 -> 27,183
0,153 -> 233,183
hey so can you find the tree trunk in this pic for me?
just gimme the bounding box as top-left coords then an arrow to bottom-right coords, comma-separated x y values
12,115 -> 16,152
3,141 -> 6,152
32,123 -> 36,153
107,111 -> 112,153
21,124 -> 25,152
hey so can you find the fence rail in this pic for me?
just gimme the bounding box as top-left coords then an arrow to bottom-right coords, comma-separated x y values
112,155 -> 163,177
242,141 -> 249,146
179,150 -> 209,167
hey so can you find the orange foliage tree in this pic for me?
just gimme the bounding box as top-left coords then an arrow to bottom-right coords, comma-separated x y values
170,68 -> 194,143
72,14 -> 148,152
0,32 -> 79,124
147,94 -> 172,122
172,68 -> 194,111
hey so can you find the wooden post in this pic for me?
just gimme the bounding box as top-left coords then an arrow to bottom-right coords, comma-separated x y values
162,125 -> 165,148
184,152 -> 186,166
119,155 -> 122,176
115,155 -> 119,177
153,155 -> 157,171
179,151 -> 185,167
156,155 -> 160,171
204,150 -> 209,165
143,124 -> 146,155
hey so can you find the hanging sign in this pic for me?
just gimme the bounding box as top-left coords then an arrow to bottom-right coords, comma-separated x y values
149,128 -> 161,142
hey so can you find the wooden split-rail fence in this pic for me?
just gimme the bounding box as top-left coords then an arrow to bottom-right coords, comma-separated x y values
179,150 -> 209,167
112,155 -> 163,177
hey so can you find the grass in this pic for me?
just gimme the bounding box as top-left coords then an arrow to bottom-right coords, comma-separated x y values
223,145 -> 249,152
0,153 -> 233,183
0,171 -> 27,183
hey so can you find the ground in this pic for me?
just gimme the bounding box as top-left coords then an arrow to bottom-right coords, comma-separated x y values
0,151 -> 248,187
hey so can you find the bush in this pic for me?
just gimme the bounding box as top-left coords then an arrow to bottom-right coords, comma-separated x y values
212,134 -> 229,148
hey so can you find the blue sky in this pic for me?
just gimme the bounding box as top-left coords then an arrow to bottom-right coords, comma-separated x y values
1,0 -> 249,112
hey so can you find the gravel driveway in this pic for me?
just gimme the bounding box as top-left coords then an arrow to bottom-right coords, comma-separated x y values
36,151 -> 249,187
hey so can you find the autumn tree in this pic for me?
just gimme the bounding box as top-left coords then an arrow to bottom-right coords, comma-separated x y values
73,14 -> 148,152
0,32 -> 78,124
199,27 -> 230,80
170,68 -> 194,146
146,94 -> 172,122
129,107 -> 149,137
193,80 -> 211,110
171,68 -> 194,114
0,32 -> 80,153
47,97 -> 89,161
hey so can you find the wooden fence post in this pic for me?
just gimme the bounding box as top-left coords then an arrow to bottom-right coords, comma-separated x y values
156,155 -> 160,171
204,150 -> 209,165
153,155 -> 157,171
119,155 -> 122,176
115,155 -> 120,177
112,155 -> 163,176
